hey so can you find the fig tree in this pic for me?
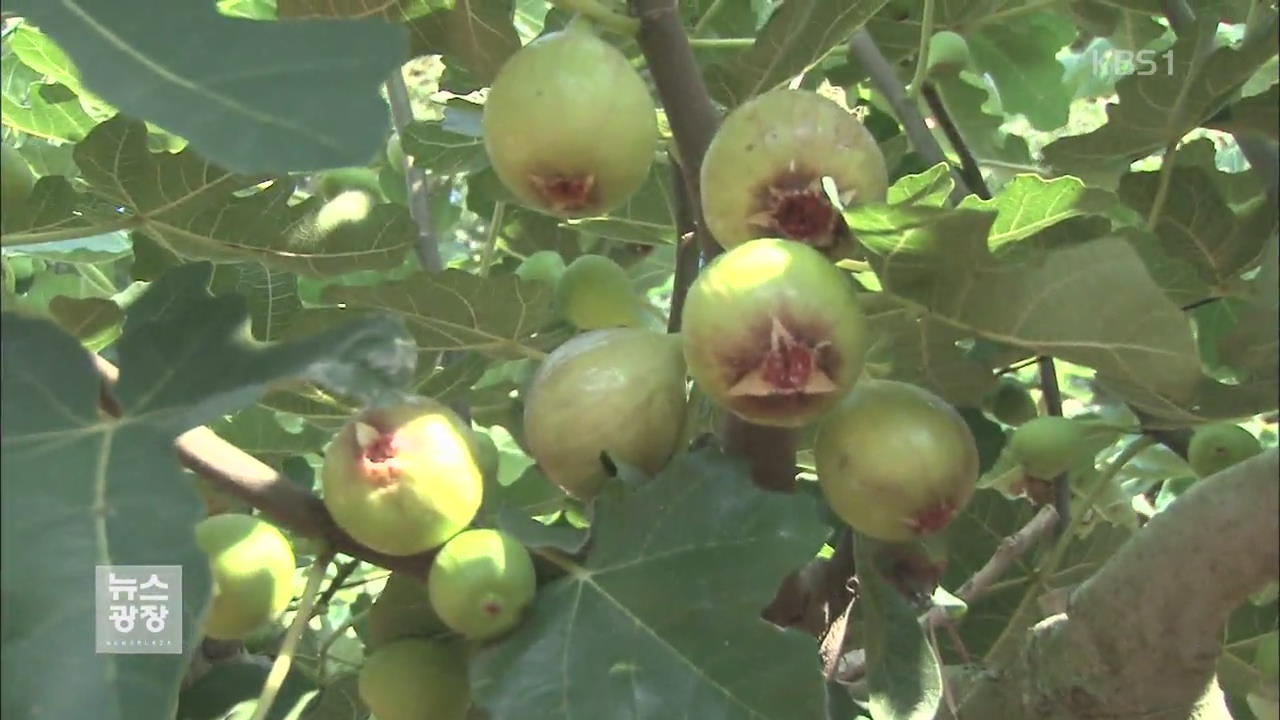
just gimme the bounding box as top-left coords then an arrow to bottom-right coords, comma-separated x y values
926,31 -> 971,76
681,238 -> 868,427
367,573 -> 447,648
984,377 -> 1038,426
428,529 -> 536,641
1187,423 -> 1262,478
1008,416 -> 1087,480
524,327 -> 687,499
815,380 -> 979,542
194,514 -> 297,640
482,18 -> 658,218
700,89 -> 888,255
515,250 -> 567,286
321,399 -> 483,556
2,144 -> 36,211
358,637 -> 470,720
555,254 -> 644,330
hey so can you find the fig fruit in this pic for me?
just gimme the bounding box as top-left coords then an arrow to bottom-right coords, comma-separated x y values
681,238 -> 868,427
321,399 -> 483,556
984,377 -> 1038,426
482,18 -> 658,218
815,380 -> 979,542
515,250 -> 567,286
359,637 -> 470,720
555,254 -> 644,330
700,89 -> 888,255
367,572 -> 448,649
1,144 -> 35,210
1008,416 -> 1087,480
194,514 -> 297,640
926,31 -> 971,76
316,166 -> 383,200
524,327 -> 687,498
428,529 -> 536,640
386,133 -> 407,174
314,190 -> 376,237
1187,423 -> 1262,478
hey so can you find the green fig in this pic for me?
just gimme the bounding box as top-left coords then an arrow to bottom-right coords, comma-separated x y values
316,166 -> 384,200
816,380 -> 979,542
1008,416 -> 1088,480
428,529 -> 536,641
515,250 -> 567,286
985,377 -> 1038,426
554,254 -> 644,330
358,637 -> 470,720
314,190 -> 376,237
386,133 -> 407,174
367,573 -> 447,649
1187,423 -> 1262,478
2,144 -> 36,216
321,399 -> 483,556
926,31 -> 971,76
194,514 -> 297,640
681,238 -> 869,427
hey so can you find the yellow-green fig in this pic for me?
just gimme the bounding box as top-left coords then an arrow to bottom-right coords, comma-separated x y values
700,89 -> 887,255
926,31 -> 971,76
515,250 -> 567,286
194,514 -> 297,640
681,238 -> 868,428
1187,423 -> 1262,478
428,529 -> 536,641
321,399 -> 483,556
367,573 -> 448,649
555,254 -> 644,330
314,190 -> 376,237
524,327 -> 687,499
816,380 -> 979,542
317,166 -> 383,200
1008,416 -> 1087,480
483,18 -> 658,218
358,637 -> 471,720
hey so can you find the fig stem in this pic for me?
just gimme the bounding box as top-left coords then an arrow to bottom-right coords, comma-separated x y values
551,0 -> 640,35
479,202 -> 505,279
906,0 -> 937,102
532,545 -> 587,577
250,548 -> 335,720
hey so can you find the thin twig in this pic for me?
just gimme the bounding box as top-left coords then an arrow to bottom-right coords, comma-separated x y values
315,558 -> 362,610
666,152 -> 699,333
384,68 -> 442,272
922,83 -> 991,200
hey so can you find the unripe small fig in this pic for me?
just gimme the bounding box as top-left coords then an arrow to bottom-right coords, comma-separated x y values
984,377 -> 1038,426
816,380 -> 979,542
367,573 -> 447,649
681,238 -> 868,427
316,167 -> 383,200
314,190 -> 376,237
1187,423 -> 1262,478
701,89 -> 888,255
1008,416 -> 1087,480
428,529 -> 536,641
1,144 -> 36,210
926,31 -> 971,76
322,399 -> 483,556
524,327 -> 687,499
483,19 -> 658,218
515,250 -> 567,286
555,254 -> 644,330
194,514 -> 297,640
358,637 -> 470,720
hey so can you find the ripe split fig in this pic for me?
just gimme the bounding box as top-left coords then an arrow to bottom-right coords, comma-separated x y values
367,573 -> 447,649
681,238 -> 868,427
555,254 -> 644,330
524,327 -> 687,499
322,399 -> 483,556
700,89 -> 888,255
1008,416 -> 1088,480
428,529 -> 537,641
984,377 -> 1038,426
1187,423 -> 1262,478
358,637 -> 471,720
815,380 -> 979,542
194,514 -> 297,640
515,250 -> 567,286
482,18 -> 658,218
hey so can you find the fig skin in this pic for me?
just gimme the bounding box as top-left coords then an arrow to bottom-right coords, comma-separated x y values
194,514 -> 297,640
428,529 -> 536,641
681,238 -> 868,428
316,167 -> 384,200
523,327 -> 687,499
358,637 -> 471,720
1008,416 -> 1087,480
985,377 -> 1038,426
321,399 -> 483,556
314,190 -> 376,237
515,250 -> 567,286
482,19 -> 658,218
366,572 -> 447,649
700,89 -> 888,255
816,380 -> 979,542
1187,423 -> 1262,478
926,31 -> 971,76
554,254 -> 644,330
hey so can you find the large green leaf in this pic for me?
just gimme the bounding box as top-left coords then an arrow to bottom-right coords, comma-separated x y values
472,449 -> 831,720
8,0 -> 407,173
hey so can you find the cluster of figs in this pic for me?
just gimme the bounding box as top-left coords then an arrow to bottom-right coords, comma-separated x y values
184,16 -> 1267,720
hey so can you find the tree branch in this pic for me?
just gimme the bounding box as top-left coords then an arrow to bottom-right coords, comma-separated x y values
385,67 -> 443,273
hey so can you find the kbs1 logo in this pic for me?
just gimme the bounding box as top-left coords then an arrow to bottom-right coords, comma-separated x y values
1090,48 -> 1175,77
